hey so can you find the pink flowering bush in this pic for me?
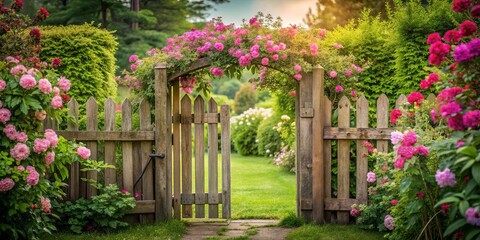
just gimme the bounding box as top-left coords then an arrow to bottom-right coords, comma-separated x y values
0,2 -> 108,239
123,13 -> 363,106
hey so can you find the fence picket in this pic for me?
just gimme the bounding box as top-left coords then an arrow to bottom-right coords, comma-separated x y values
139,99 -> 154,223
356,96 -> 369,203
67,98 -> 79,200
221,104 -> 231,219
181,96 -> 193,218
376,94 -> 389,153
104,98 -> 116,186
172,81 -> 181,219
194,96 -> 205,218
122,99 -> 134,193
337,96 -> 351,224
395,94 -> 407,109
208,98 -> 219,218
86,97 -> 98,198
324,97 -> 332,223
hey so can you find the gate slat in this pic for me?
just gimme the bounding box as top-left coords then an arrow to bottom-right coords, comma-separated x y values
181,96 -> 193,218
67,98 -> 79,200
356,96 -> 369,203
122,99 -> 134,193
208,99 -> 219,218
173,81 -> 181,219
139,99 -> 154,223
221,104 -> 231,219
86,97 -> 98,198
194,96 -> 205,218
324,97 -> 332,223
337,96 -> 350,224
104,98 -> 116,186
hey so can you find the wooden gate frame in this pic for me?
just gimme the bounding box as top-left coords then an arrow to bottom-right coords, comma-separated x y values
154,60 -> 231,220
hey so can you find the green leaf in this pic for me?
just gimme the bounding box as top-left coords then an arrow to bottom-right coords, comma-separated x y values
459,201 -> 470,216
466,229 -> 480,240
462,160 -> 476,174
400,177 -> 412,194
435,196 -> 460,208
472,163 -> 480,185
443,219 -> 466,237
457,146 -> 477,158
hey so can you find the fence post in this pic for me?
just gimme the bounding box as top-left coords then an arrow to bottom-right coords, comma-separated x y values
154,63 -> 169,221
296,71 -> 314,222
312,66 -> 325,224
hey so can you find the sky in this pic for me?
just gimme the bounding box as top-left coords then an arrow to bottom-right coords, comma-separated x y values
206,0 -> 318,27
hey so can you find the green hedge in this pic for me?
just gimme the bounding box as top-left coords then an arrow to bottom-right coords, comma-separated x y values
40,24 -> 118,105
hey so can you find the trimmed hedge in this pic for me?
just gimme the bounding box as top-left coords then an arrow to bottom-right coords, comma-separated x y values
40,24 -> 118,105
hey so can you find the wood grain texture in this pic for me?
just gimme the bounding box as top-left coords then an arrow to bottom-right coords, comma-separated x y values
376,94 -> 389,153
122,99 -> 134,193
194,96 -> 205,218
208,99 -> 219,218
104,98 -> 116,186
356,96 -> 369,203
220,104 -> 231,219
337,96 -> 351,224
67,98 -> 79,201
324,98 -> 333,223
172,81 -> 181,219
139,99 -> 154,223
312,66 -> 325,224
86,97 -> 98,199
181,96 -> 193,218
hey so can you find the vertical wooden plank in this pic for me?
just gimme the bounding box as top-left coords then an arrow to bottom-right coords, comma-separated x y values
166,82 -> 173,219
104,98 -> 116,186
356,96 -> 369,203
298,71 -> 313,221
139,99 -> 154,223
154,63 -> 168,221
181,96 -> 193,218
86,97 -> 98,199
221,103 -> 231,219
194,96 -> 205,218
395,94 -> 407,109
208,99 -> 219,218
312,66 -> 325,224
295,82 -> 300,218
324,98 -> 332,223
122,99 -> 134,194
377,94 -> 389,153
337,96 -> 351,224
172,80 -> 181,219
67,98 -> 79,200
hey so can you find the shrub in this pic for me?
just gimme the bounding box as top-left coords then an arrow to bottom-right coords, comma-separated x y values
54,184 -> 136,233
231,108 -> 272,156
40,24 -> 118,105
256,115 -> 282,157
233,82 -> 257,115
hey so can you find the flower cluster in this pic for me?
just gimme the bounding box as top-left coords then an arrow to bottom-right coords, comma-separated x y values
390,131 -> 429,169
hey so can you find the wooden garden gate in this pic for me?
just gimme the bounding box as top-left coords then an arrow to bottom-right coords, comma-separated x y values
155,63 -> 231,220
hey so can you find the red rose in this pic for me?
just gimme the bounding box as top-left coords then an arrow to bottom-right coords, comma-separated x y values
11,0 -> 23,12
61,94 -> 70,102
452,0 -> 474,12
407,92 -> 424,106
426,32 -> 441,44
459,20 -> 477,37
390,109 -> 402,125
444,30 -> 462,43
472,5 -> 480,18
51,58 -> 61,67
29,28 -> 41,40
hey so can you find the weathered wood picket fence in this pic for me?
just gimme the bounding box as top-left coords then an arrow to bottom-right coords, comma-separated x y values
51,66 -> 231,222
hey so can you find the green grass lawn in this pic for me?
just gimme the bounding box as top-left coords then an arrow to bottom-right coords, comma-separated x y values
287,224 -> 385,240
230,154 -> 296,219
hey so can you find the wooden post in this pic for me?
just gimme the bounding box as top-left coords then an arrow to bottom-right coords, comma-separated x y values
297,72 -> 313,222
312,66 -> 325,224
67,98 -> 79,200
154,63 -> 168,221
172,80 -> 181,219
139,98 -> 154,223
86,97 -> 98,198
337,96 -> 351,224
104,98 -> 116,186
356,96 -> 369,203
122,99 -> 134,193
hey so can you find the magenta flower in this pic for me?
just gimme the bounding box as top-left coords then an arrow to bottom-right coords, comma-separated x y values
462,110 -> 480,128
329,71 -> 337,78
10,143 -> 30,161
0,178 -> 15,192
384,215 -> 395,230
19,74 -> 36,89
51,96 -> 63,109
444,30 -> 462,44
366,171 -> 376,183
234,38 -> 242,45
407,92 -> 424,106
57,76 -> 71,92
391,200 -> 398,205
210,67 -> 224,77
77,146 -> 91,160
447,114 -> 466,130
294,74 -> 302,81
472,5 -> 480,17
390,109 -> 402,125
435,168 -> 456,188
402,131 -> 417,146
214,42 -> 224,51
38,79 -> 52,94
453,44 -> 473,62
26,166 -> 39,186
0,79 -> 5,91
0,108 -> 11,124
397,145 -> 415,159
465,208 -> 480,226
452,0 -> 474,12
426,32 -> 441,44
345,69 -> 352,76
272,54 -> 279,61
350,207 -> 361,217
351,90 -> 357,97
261,57 -> 269,66
294,64 -> 302,72
335,85 -> 343,93
414,145 -> 429,156
129,55 -> 139,63
333,43 -> 343,49
459,20 -> 477,36
45,129 -> 58,148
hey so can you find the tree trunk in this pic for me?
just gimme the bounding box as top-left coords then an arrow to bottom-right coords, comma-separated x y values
131,0 -> 140,30
101,0 -> 108,28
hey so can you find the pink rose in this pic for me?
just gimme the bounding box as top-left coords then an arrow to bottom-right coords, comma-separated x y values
45,151 -> 55,165
261,57 -> 269,66
214,42 -> 224,51
19,74 -> 36,89
0,79 -> 6,91
10,143 -> 30,161
51,96 -> 63,109
15,132 -> 28,142
38,79 -> 52,94
33,138 -> 50,153
45,129 -> 58,148
41,197 -> 51,213
57,76 -> 70,91
294,64 -> 302,72
335,85 -> 343,92
0,108 -> 11,124
272,54 -> 279,61
329,71 -> 337,78
77,146 -> 91,160
129,55 -> 139,63
294,74 -> 302,81
26,166 -> 39,186
0,178 -> 15,192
